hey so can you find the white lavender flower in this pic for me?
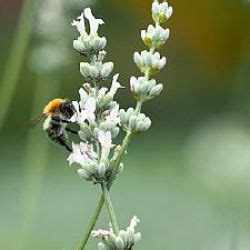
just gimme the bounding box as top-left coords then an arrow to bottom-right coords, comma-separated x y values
152,0 -> 173,24
134,50 -> 166,75
68,139 -> 112,183
71,97 -> 96,125
68,142 -> 97,167
141,24 -> 170,49
98,75 -> 123,109
106,104 -> 120,125
80,61 -> 114,81
84,8 -> 104,34
72,7 -> 107,55
119,108 -> 152,133
98,130 -> 112,162
130,76 -> 163,100
109,74 -> 123,96
92,216 -> 141,250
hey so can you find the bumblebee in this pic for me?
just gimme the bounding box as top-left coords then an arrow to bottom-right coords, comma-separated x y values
32,98 -> 76,152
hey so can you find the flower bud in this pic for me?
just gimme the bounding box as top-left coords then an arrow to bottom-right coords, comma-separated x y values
79,123 -> 92,140
129,115 -> 138,131
78,168 -> 91,180
137,117 -> 151,132
90,65 -> 100,79
98,50 -> 107,61
98,163 -> 107,177
80,62 -> 91,79
119,230 -> 129,246
133,50 -> 166,75
97,242 -> 106,250
91,36 -> 107,52
130,76 -> 162,101
120,108 -> 151,133
73,39 -> 87,55
93,216 -> 141,250
133,52 -> 143,68
100,62 -> 114,79
134,232 -> 142,243
152,1 -> 173,24
115,237 -> 124,249
149,83 -> 163,97
141,25 -> 170,48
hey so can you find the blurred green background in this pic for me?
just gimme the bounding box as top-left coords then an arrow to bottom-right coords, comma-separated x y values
1,0 -> 250,249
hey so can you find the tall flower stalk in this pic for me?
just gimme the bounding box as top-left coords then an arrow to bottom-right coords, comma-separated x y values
42,1 -> 173,249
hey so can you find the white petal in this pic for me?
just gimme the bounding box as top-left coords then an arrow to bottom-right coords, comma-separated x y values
98,87 -> 108,98
84,97 -> 96,112
110,73 -> 123,96
92,229 -> 110,238
98,130 -> 112,148
106,104 -> 120,124
84,7 -> 104,34
141,30 -> 146,40
166,6 -> 173,19
152,2 -> 160,15
71,13 -> 86,35
159,57 -> 167,69
67,143 -> 85,166
129,216 -> 140,229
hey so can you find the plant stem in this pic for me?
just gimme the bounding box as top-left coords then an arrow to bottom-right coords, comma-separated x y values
101,183 -> 119,235
77,195 -> 104,250
135,99 -> 143,114
0,0 -> 39,131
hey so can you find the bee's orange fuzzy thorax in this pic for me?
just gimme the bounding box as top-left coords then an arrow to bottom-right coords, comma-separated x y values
43,98 -> 66,115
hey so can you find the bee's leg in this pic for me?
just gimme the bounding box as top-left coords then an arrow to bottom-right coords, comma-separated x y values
51,117 -> 70,124
64,143 -> 72,153
56,137 -> 72,152
66,127 -> 78,134
51,137 -> 72,152
61,119 -> 70,123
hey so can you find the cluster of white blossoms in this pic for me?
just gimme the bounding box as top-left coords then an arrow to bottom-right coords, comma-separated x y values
92,216 -> 141,250
65,1 -> 172,249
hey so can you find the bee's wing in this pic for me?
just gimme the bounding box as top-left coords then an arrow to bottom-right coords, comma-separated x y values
27,114 -> 46,129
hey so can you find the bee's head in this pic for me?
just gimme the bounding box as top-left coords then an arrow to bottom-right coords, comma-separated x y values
60,101 -> 75,119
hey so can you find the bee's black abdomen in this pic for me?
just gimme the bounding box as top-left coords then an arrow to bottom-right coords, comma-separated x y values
46,122 -> 72,152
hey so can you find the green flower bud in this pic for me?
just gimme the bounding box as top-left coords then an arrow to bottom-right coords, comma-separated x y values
77,168 -> 90,180
100,62 -> 114,79
80,62 -> 91,78
149,83 -> 163,98
90,65 -> 100,79
129,115 -> 138,131
98,162 -> 107,177
115,237 -> 124,249
97,242 -> 107,250
133,232 -> 142,243
119,230 -> 128,246
79,123 -> 92,140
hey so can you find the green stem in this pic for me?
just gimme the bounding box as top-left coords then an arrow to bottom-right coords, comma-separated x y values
0,0 -> 39,131
77,195 -> 104,250
101,183 -> 119,235
135,100 -> 143,114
